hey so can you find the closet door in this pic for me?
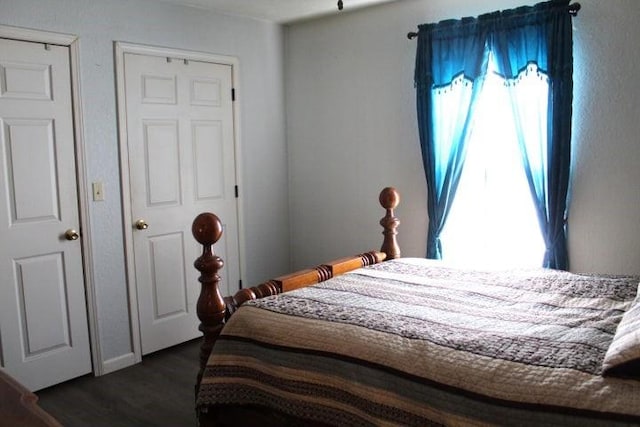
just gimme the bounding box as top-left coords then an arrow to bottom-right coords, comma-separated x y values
123,51 -> 240,355
0,37 -> 91,390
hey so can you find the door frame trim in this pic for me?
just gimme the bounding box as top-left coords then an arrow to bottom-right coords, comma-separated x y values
0,25 -> 102,375
114,41 -> 245,363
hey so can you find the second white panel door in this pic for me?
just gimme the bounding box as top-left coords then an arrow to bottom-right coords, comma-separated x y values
124,52 -> 240,355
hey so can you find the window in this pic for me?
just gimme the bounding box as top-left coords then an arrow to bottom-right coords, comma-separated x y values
439,57 -> 546,269
414,2 -> 574,269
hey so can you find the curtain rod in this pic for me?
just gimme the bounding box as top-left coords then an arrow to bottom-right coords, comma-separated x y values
406,2 -> 581,40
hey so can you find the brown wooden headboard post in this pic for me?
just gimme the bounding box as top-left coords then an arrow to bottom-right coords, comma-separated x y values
191,213 -> 226,388
379,187 -> 401,259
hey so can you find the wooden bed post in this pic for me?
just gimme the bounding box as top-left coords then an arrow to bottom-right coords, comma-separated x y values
192,213 -> 226,388
379,187 -> 401,259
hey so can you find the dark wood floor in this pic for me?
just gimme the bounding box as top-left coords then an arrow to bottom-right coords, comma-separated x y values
36,339 -> 201,427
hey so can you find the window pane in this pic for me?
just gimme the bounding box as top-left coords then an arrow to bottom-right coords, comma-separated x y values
440,69 -> 545,269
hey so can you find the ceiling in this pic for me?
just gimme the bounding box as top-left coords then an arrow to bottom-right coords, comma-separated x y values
156,0 -> 398,23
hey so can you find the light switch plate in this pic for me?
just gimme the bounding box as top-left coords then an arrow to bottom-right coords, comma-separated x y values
92,182 -> 105,201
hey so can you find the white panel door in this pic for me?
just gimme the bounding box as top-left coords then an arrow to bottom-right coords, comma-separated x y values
0,38 -> 91,390
124,52 -> 240,355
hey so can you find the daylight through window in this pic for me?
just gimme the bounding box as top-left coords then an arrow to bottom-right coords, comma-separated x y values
440,57 -> 546,269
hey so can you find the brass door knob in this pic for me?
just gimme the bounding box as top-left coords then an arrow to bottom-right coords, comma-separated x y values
135,219 -> 149,230
65,229 -> 80,241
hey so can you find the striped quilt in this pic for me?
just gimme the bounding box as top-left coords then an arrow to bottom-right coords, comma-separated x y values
197,258 -> 640,426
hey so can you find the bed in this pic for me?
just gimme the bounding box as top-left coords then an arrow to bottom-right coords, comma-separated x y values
191,188 -> 640,426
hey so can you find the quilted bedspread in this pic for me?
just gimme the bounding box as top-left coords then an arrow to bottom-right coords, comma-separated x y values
197,258 -> 640,426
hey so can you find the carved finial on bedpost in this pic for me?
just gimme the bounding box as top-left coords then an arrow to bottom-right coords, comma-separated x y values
192,213 -> 225,390
379,187 -> 401,260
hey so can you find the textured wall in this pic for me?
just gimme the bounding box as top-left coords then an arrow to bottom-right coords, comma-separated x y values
0,0 -> 289,367
569,0 -> 640,275
285,0 -> 640,275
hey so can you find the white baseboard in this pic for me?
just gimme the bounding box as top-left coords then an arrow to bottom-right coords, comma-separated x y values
101,352 -> 138,375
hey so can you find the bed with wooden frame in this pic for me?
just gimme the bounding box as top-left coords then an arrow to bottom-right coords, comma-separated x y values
191,187 -> 640,426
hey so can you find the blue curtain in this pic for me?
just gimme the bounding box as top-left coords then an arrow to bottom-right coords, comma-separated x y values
415,0 -> 574,268
414,18 -> 490,259
491,0 -> 573,269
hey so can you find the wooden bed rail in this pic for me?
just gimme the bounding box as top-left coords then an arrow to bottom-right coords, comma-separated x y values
191,187 -> 401,385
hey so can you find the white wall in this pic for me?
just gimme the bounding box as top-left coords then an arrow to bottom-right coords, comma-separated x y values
285,0 -> 640,276
0,0 -> 290,368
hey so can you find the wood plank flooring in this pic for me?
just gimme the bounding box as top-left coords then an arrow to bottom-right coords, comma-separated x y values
36,339 -> 201,427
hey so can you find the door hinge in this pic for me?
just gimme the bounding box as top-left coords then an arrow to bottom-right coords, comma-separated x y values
234,185 -> 239,198
239,279 -> 243,289
231,88 -> 236,101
